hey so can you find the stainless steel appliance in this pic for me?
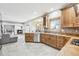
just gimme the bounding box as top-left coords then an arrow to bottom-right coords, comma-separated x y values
33,32 -> 40,42
71,39 -> 79,46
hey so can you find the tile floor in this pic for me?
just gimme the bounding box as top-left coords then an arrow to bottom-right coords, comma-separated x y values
0,34 -> 59,56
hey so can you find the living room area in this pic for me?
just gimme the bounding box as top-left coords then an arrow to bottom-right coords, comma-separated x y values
0,16 -> 24,53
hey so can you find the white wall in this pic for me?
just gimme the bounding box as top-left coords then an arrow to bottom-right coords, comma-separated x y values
23,22 -> 36,33
23,17 -> 43,33
49,10 -> 61,19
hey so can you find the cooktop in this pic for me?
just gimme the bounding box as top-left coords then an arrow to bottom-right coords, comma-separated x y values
71,39 -> 79,46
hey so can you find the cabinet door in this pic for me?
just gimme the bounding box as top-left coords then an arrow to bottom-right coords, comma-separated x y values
57,36 -> 70,49
48,35 -> 57,48
25,33 -> 34,42
40,34 -> 50,44
74,16 -> 79,27
61,7 -> 76,27
40,34 -> 57,48
57,36 -> 65,49
40,34 -> 46,43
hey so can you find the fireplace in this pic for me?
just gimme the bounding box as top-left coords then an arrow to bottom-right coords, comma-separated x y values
17,30 -> 23,34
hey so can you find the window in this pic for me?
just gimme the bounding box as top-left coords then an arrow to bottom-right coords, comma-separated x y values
50,18 -> 61,31
49,10 -> 61,31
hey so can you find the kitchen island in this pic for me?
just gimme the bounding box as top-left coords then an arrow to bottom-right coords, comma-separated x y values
57,37 -> 79,56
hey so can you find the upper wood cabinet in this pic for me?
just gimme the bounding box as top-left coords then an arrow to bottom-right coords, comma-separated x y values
43,16 -> 47,26
61,7 -> 76,28
43,15 -> 50,30
74,15 -> 79,27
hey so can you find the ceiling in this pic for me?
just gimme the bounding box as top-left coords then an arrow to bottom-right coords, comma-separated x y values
0,3 -> 69,23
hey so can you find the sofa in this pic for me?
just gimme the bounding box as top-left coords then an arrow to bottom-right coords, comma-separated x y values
0,39 -> 2,49
0,34 -> 18,45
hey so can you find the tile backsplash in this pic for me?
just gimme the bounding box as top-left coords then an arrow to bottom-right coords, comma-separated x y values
61,28 -> 79,34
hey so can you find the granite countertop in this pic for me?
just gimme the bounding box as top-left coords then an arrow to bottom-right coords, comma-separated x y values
40,32 -> 79,38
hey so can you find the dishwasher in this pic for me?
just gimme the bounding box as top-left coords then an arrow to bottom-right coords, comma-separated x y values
33,32 -> 40,43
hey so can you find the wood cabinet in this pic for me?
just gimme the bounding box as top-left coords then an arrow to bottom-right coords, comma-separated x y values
40,34 -> 50,44
57,36 -> 70,49
25,33 -> 34,42
74,16 -> 79,27
25,33 -> 70,49
57,36 -> 66,49
40,33 -> 70,49
43,16 -> 47,27
49,35 -> 57,48
40,34 -> 57,48
61,7 -> 76,28
43,15 -> 50,29
64,37 -> 70,44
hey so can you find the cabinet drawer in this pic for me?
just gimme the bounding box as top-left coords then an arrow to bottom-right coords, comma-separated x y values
25,35 -> 30,36
25,38 -> 33,42
57,36 -> 65,49
57,36 -> 64,39
49,36 -> 57,47
50,35 -> 56,38
41,38 -> 46,43
25,35 -> 30,37
49,41 -> 57,47
57,42 -> 64,49
57,40 -> 64,43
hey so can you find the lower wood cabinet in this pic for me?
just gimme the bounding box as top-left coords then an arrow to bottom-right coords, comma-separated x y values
40,34 -> 70,49
64,37 -> 70,45
40,34 -> 57,48
57,36 -> 70,49
25,33 -> 70,49
25,33 -> 34,42
49,35 -> 57,48
57,36 -> 66,49
40,34 -> 50,44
